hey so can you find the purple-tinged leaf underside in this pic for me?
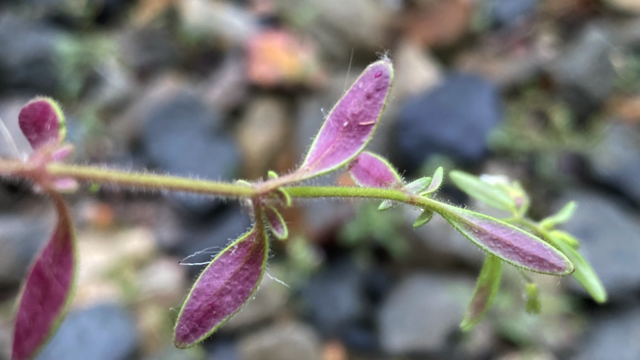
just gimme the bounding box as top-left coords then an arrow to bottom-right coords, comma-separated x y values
348,151 -> 401,189
460,255 -> 501,331
174,224 -> 269,348
265,206 -> 288,240
296,59 -> 393,179
436,204 -> 573,275
12,194 -> 77,360
18,97 -> 66,151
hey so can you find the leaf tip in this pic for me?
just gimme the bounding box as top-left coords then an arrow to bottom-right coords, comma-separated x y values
18,97 -> 66,151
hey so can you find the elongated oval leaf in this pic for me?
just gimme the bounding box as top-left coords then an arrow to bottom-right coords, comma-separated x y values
460,255 -> 502,331
378,200 -> 393,211
421,167 -> 443,195
265,206 -> 288,240
540,201 -> 577,230
436,203 -> 573,275
297,60 -> 393,178
404,177 -> 431,194
412,209 -> 433,228
547,233 -> 606,303
348,151 -> 401,188
449,171 -> 515,212
174,224 -> 269,348
12,195 -> 77,360
18,97 -> 66,151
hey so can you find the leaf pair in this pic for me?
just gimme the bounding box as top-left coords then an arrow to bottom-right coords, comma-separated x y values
173,59 -> 394,348
12,99 -> 79,360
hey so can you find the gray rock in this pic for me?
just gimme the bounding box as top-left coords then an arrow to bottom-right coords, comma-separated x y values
588,123 -> 640,204
301,256 -> 366,334
551,25 -> 617,116
558,191 -> 640,299
237,322 -> 322,360
0,16 -> 62,95
393,73 -> 503,173
0,206 -> 54,286
36,303 -> 137,360
573,308 -> 640,360
378,274 -> 472,354
488,0 -> 538,27
142,92 -> 240,215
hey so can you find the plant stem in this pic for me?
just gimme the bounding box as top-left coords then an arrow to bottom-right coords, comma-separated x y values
0,159 -> 447,211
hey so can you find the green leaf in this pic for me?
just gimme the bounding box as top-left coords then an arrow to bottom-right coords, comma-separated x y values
268,170 -> 278,179
412,209 -> 433,228
449,171 -> 515,212
547,233 -> 607,303
421,167 -> 443,195
274,188 -> 292,207
404,177 -> 431,194
548,230 -> 579,249
378,200 -> 393,211
461,255 -> 502,331
540,201 -> 577,230
525,282 -> 541,314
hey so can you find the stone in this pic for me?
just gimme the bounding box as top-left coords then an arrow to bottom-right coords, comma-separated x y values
236,95 -> 290,179
573,307 -> 640,360
35,303 -> 137,360
0,16 -> 62,95
557,191 -> 640,300
142,92 -> 241,215
178,0 -> 258,46
551,25 -> 617,116
118,27 -> 181,77
393,73 -> 503,173
488,0 -> 539,28
378,274 -> 473,354
587,123 -> 640,205
301,256 -> 366,334
0,205 -> 54,286
237,322 -> 323,360
392,39 -> 443,102
604,0 -> 640,14
273,0 -> 393,60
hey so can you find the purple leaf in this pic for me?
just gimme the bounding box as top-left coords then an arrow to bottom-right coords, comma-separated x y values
460,255 -> 501,331
265,206 -> 288,240
297,59 -> 393,178
18,97 -> 66,151
436,204 -> 573,275
174,224 -> 268,348
348,151 -> 402,189
12,195 -> 77,360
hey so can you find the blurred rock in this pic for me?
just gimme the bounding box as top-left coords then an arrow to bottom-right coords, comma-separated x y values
392,39 -> 443,102
393,73 -> 503,173
557,191 -> 640,300
301,256 -> 366,335
142,345 -> 205,360
498,350 -> 556,360
604,0 -> 640,14
225,275 -> 290,331
378,274 -> 472,354
35,303 -> 137,360
0,205 -> 54,286
402,0 -> 473,48
142,92 -> 240,215
236,95 -> 290,179
588,123 -> 640,204
0,16 -> 62,95
237,321 -> 322,360
246,29 -> 325,89
206,339 -> 240,360
178,0 -> 258,46
0,319 -> 11,360
118,27 -> 181,77
137,257 -> 187,306
573,308 -> 640,360
201,52 -> 249,113
273,0 -> 392,60
488,0 -> 538,28
551,25 -> 617,116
